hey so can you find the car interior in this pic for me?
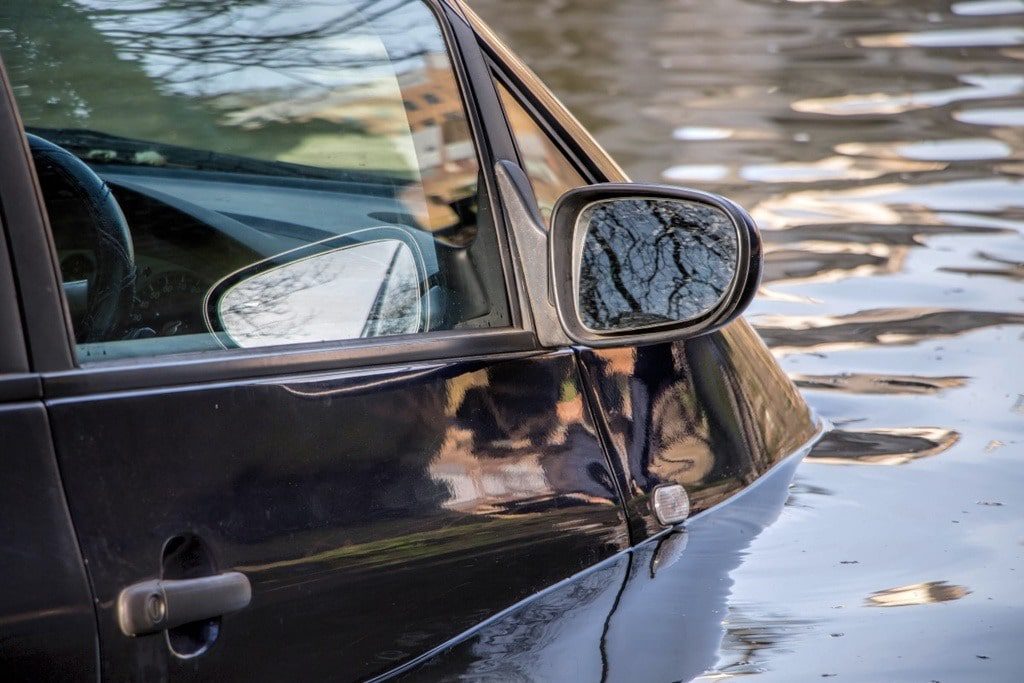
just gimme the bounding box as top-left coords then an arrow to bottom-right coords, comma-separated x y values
29,126 -> 502,360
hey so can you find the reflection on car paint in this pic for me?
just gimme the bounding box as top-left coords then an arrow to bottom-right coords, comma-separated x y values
578,320 -> 819,538
470,0 -> 1024,676
395,441 -> 809,682
47,352 -> 629,680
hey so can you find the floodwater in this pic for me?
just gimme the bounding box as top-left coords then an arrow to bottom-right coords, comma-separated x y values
473,0 -> 1023,680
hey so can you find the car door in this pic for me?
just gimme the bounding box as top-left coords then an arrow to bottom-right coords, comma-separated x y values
0,1 -> 629,680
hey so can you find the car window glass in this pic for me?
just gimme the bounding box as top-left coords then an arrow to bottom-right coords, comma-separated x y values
0,0 -> 509,362
496,81 -> 586,227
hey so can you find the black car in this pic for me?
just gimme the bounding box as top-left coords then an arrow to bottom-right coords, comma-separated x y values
0,0 -> 823,680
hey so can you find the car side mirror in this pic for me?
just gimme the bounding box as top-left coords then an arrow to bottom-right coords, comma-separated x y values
549,184 -> 762,347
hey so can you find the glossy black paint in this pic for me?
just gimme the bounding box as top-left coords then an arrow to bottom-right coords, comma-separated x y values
394,440 -> 807,681
0,403 -> 97,679
0,149 -> 95,677
46,351 -> 629,680
382,322 -> 821,677
577,322 -> 818,539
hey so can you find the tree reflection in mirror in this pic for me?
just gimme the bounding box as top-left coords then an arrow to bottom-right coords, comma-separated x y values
576,198 -> 739,332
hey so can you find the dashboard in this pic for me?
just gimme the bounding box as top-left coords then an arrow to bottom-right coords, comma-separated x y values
131,265 -> 209,337
48,162 -> 457,355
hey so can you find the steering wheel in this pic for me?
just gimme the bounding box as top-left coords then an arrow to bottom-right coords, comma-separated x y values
28,134 -> 135,342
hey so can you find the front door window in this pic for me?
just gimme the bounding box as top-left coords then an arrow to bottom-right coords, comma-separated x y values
1,0 -> 509,361
496,81 -> 586,226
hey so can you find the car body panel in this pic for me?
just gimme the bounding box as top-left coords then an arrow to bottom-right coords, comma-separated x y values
0,103 -> 97,679
391,436 -> 813,681
45,351 -> 629,680
578,322 -> 819,539
0,402 -> 98,680
466,1 -> 819,541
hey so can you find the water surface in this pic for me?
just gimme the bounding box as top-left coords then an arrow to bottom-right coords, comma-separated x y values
473,0 -> 1023,679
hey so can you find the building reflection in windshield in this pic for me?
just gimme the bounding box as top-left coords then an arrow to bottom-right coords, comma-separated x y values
2,0 -> 484,244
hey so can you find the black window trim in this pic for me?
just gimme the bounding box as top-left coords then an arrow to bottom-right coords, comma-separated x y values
0,200 -> 38,401
461,0 -> 627,186
42,328 -> 539,398
0,0 -> 548,398
0,191 -> 29,377
488,61 -> 601,189
0,55 -> 77,374
442,3 -> 524,327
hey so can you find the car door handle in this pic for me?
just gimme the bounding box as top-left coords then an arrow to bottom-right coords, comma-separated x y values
117,572 -> 252,637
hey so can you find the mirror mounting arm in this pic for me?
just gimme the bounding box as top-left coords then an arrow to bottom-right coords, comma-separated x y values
494,160 -> 572,348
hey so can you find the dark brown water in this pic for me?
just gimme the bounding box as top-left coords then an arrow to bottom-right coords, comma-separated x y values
473,0 -> 1024,679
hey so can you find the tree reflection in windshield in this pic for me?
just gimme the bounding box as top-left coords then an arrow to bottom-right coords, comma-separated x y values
0,0 -> 482,236
1,0 -> 510,357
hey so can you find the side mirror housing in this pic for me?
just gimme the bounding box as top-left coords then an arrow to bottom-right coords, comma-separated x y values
549,183 -> 762,347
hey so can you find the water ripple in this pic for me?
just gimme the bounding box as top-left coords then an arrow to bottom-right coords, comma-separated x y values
954,106 -> 1024,126
835,138 -> 1013,161
807,427 -> 961,465
952,0 -> 1024,16
866,581 -> 971,607
857,27 -> 1024,49
754,307 -> 1024,353
792,373 -> 970,395
791,75 -> 1024,116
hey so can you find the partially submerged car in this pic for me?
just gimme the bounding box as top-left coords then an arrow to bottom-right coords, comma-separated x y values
0,0 -> 822,679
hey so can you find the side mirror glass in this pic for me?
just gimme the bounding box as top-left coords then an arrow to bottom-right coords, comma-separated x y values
205,231 -> 429,349
550,184 -> 761,346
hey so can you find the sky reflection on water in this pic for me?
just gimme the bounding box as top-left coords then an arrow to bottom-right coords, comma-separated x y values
473,0 -> 1023,679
